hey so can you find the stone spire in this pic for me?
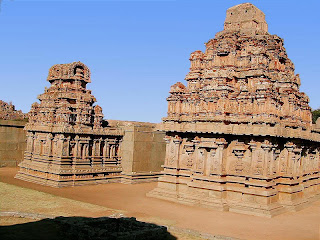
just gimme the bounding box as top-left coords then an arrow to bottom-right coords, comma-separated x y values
28,62 -> 104,132
163,2 -> 312,133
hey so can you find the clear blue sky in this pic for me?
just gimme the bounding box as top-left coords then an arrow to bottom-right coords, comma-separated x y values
0,0 -> 319,123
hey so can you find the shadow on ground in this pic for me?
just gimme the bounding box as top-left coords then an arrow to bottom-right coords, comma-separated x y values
0,216 -> 177,240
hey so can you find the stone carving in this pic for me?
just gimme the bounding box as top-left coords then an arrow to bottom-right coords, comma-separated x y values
148,3 -> 320,217
15,62 -> 123,187
0,100 -> 26,120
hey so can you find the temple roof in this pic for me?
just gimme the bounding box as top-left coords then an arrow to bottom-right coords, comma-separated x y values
47,61 -> 91,83
223,3 -> 268,33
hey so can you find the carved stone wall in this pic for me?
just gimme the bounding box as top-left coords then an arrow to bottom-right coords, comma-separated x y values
0,100 -> 26,120
148,3 -> 320,217
14,62 -> 166,187
15,62 -> 124,187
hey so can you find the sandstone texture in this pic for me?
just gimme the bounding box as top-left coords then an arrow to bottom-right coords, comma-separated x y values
14,62 -> 165,187
0,120 -> 26,167
16,62 -> 123,187
148,3 -> 320,217
0,100 -> 26,120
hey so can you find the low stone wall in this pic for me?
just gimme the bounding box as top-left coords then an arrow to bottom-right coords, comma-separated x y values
108,120 -> 166,183
0,120 -> 27,167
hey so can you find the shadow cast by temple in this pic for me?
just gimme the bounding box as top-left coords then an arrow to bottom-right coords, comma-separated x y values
0,216 -> 177,240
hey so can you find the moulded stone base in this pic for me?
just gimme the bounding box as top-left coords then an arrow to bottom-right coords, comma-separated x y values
227,200 -> 285,218
147,182 -> 228,212
15,169 -> 122,188
147,181 -> 320,217
121,172 -> 163,184
279,193 -> 320,212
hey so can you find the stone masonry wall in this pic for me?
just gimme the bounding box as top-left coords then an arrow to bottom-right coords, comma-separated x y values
0,120 -> 27,167
108,120 -> 166,183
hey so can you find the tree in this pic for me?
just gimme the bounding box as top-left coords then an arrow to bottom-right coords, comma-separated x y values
312,108 -> 320,124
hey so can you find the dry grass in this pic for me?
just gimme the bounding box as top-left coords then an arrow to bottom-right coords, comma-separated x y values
0,182 -> 122,218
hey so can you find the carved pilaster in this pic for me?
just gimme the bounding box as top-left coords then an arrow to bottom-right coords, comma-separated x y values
230,141 -> 248,175
101,138 -> 107,164
74,135 -> 80,159
284,142 -> 295,175
249,140 -> 264,176
193,137 -> 204,173
166,135 -> 182,168
215,138 -> 227,174
46,133 -> 53,157
105,139 -> 110,159
261,140 -> 272,176
292,146 -> 302,177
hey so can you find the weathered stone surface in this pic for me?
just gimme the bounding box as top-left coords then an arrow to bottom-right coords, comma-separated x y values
224,3 -> 268,34
108,120 -> 165,184
0,119 -> 166,178
0,100 -> 26,120
0,120 -> 27,167
148,3 -> 320,217
15,62 -> 123,187
14,63 -> 166,186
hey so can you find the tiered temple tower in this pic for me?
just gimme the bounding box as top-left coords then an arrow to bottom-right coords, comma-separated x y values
0,100 -> 26,120
148,3 -> 320,217
16,62 -> 123,187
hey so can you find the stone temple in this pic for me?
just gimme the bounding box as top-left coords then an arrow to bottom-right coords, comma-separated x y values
0,100 -> 26,120
15,62 -> 123,187
148,3 -> 320,217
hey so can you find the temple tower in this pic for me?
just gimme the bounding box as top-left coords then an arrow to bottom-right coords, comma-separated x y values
148,3 -> 320,217
16,62 -> 123,187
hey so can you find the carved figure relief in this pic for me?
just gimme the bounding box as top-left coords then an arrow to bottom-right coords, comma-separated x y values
209,148 -> 219,174
196,147 -> 206,172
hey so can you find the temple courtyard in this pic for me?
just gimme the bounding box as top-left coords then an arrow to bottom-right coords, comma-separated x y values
0,2 -> 319,239
1,167 -> 319,240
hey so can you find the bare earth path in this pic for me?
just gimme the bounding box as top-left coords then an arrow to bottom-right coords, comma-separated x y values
1,167 -> 319,240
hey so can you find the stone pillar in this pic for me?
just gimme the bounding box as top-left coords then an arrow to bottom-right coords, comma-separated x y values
216,138 -> 227,175
292,147 -> 302,177
102,138 -> 108,165
261,140 -> 272,177
74,135 -> 80,159
26,132 -> 34,152
110,144 -> 115,159
92,139 -> 97,157
284,142 -> 295,175
106,140 -> 110,159
193,137 -> 204,174
164,136 -> 171,166
171,136 -> 182,169
46,133 -> 53,157
271,146 -> 280,176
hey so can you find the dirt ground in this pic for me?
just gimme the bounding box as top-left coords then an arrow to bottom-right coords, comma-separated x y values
1,167 -> 320,240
